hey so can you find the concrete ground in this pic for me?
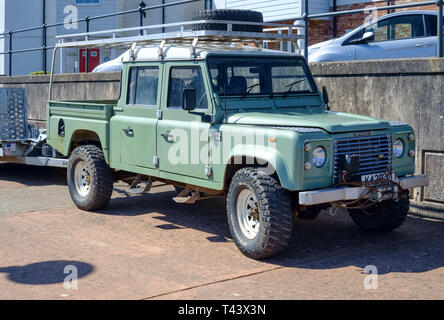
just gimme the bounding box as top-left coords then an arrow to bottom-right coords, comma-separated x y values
0,162 -> 443,300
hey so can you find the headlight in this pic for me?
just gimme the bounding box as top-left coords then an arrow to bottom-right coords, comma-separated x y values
393,139 -> 404,158
312,146 -> 326,168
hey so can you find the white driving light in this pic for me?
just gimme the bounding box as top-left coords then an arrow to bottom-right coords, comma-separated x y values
312,146 -> 326,168
393,139 -> 404,158
304,162 -> 312,170
408,150 -> 415,157
304,143 -> 312,152
408,133 -> 415,142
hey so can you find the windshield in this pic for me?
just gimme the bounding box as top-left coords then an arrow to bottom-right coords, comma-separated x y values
207,56 -> 317,97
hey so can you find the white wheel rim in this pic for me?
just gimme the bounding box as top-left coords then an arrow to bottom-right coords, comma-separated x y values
74,160 -> 91,197
236,188 -> 260,240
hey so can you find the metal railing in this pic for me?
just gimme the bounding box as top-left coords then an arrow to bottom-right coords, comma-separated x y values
0,0 -> 205,76
0,0 -> 443,75
297,0 -> 443,59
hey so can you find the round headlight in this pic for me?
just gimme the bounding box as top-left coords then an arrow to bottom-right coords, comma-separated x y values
393,139 -> 404,158
312,146 -> 326,168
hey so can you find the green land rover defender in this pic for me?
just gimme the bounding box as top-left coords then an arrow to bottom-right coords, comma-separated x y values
47,10 -> 428,259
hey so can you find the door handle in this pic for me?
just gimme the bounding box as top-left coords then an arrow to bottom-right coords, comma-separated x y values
160,133 -> 174,142
416,43 -> 430,47
122,127 -> 134,135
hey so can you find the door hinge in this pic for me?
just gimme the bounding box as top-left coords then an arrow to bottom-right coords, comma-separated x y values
205,165 -> 213,177
215,131 -> 222,142
156,110 -> 163,120
153,156 -> 159,167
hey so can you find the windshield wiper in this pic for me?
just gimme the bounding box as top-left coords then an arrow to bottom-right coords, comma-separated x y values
241,83 -> 263,99
283,79 -> 306,98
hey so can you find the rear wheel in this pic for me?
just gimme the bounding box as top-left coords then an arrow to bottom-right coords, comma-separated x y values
227,167 -> 293,259
67,145 -> 114,211
348,191 -> 409,233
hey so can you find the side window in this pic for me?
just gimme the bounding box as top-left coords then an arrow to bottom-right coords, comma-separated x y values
167,66 -> 208,110
127,66 -> 159,106
363,15 -> 425,43
364,19 -> 390,42
391,15 -> 425,40
425,14 -> 442,37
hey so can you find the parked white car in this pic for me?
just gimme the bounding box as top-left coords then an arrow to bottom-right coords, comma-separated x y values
308,10 -> 443,62
92,50 -> 129,72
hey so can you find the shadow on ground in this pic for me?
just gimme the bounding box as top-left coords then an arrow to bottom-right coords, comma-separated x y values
100,188 -> 444,275
0,163 -> 66,187
0,260 -> 94,285
2,165 -> 443,277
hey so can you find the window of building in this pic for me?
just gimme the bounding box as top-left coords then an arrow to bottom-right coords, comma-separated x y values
75,0 -> 101,5
127,67 -> 159,106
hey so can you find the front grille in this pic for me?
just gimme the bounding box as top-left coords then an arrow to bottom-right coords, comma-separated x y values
334,134 -> 392,181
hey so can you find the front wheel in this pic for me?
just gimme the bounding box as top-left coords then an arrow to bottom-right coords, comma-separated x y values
348,191 -> 409,233
67,145 -> 114,211
226,168 -> 293,259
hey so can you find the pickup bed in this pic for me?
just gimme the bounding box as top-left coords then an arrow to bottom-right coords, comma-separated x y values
47,101 -> 116,164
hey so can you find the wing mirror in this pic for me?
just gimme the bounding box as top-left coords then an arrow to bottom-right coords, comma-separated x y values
182,88 -> 197,111
360,31 -> 374,43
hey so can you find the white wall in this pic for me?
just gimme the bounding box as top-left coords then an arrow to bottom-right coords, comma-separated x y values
0,0 -> 44,75
218,0 -> 332,22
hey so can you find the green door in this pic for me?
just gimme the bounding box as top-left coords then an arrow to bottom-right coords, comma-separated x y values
119,63 -> 162,169
157,63 -> 212,179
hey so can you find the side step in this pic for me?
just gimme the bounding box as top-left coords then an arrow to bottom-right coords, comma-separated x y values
127,176 -> 152,195
173,187 -> 200,204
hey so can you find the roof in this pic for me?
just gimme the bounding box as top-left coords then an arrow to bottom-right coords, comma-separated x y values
380,10 -> 439,18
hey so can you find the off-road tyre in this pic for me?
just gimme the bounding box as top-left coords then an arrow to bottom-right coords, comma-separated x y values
349,190 -> 410,233
192,9 -> 263,33
227,167 -> 293,259
67,145 -> 114,211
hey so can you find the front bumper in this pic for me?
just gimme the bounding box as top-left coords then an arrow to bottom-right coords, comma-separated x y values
298,175 -> 428,206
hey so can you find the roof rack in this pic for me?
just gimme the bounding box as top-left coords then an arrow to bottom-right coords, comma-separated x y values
55,19 -> 303,49
49,20 -> 303,100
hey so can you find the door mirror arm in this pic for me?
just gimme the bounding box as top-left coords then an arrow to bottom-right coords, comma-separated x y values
189,111 -> 215,123
322,86 -> 331,111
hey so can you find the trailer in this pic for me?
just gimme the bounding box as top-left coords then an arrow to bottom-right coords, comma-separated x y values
0,88 -> 68,168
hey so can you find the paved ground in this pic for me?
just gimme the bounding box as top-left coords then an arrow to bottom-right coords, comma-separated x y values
0,162 -> 443,300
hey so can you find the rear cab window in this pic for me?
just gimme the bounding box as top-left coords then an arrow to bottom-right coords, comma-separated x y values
127,66 -> 160,106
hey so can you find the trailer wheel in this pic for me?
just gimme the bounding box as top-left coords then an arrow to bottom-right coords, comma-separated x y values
67,145 -> 114,211
226,167 -> 293,259
192,9 -> 263,33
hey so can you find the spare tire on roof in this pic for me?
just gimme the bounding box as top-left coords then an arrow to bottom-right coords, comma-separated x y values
192,9 -> 264,33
